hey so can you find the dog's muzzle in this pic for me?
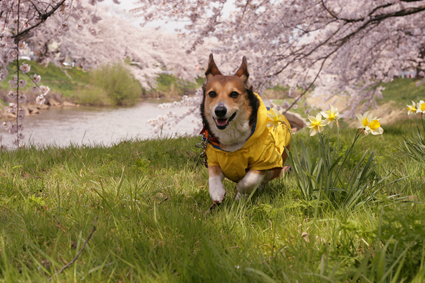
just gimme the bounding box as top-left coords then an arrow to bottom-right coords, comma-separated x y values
213,111 -> 237,130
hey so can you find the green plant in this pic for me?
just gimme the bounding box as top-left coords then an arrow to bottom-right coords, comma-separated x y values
150,74 -> 203,97
71,85 -> 112,106
90,62 -> 142,106
399,120 -> 425,167
1,60 -> 91,97
0,133 -> 425,281
289,131 -> 400,210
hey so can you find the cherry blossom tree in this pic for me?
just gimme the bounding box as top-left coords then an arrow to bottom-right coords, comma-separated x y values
0,0 -> 120,148
132,0 -> 425,116
52,5 -> 217,88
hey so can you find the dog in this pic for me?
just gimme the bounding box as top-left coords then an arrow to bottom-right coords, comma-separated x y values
200,54 -> 291,209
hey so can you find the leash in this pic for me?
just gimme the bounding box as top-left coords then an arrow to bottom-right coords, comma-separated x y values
195,132 -> 209,168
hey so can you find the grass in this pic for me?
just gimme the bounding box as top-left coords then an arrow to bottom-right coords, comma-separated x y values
272,97 -> 309,116
1,116 -> 425,282
380,78 -> 425,106
270,78 -> 425,116
0,60 -> 91,97
0,61 -> 203,106
149,74 -> 204,98
71,62 -> 143,106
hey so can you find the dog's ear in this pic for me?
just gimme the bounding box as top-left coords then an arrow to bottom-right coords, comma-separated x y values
205,53 -> 222,80
234,56 -> 249,83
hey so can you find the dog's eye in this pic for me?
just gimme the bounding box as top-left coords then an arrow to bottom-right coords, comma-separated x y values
230,91 -> 239,98
208,91 -> 217,98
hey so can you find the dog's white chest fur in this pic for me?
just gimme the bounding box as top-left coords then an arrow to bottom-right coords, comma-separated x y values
210,118 -> 252,152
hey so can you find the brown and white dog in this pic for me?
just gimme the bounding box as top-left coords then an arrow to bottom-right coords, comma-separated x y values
200,54 -> 291,208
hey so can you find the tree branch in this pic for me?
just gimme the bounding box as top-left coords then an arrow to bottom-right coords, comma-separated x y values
12,0 -> 66,42
320,0 -> 338,20
283,54 -> 331,115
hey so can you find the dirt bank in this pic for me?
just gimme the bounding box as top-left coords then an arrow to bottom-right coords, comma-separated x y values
306,95 -> 406,126
0,91 -> 79,121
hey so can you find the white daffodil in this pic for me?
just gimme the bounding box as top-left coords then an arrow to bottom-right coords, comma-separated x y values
416,100 -> 425,114
407,101 -> 417,115
356,111 -> 372,129
320,105 -> 340,128
267,107 -> 283,131
306,113 -> 327,136
365,118 -> 384,135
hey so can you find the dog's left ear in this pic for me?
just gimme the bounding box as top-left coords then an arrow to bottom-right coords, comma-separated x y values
205,53 -> 223,81
234,56 -> 249,83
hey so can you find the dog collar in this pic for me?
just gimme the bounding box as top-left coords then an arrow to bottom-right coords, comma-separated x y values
199,118 -> 257,152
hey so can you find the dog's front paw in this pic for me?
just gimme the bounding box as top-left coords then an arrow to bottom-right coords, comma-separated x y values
209,186 -> 226,203
235,192 -> 248,201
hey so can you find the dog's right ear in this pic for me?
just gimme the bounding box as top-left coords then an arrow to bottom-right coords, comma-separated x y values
205,53 -> 222,81
234,56 -> 249,84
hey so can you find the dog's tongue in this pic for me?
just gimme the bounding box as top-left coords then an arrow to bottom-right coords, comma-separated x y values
217,118 -> 228,126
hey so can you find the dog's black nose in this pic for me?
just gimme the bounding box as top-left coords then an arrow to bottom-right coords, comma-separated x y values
215,105 -> 227,117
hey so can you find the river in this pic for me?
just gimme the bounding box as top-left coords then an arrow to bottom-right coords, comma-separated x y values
1,100 -> 200,148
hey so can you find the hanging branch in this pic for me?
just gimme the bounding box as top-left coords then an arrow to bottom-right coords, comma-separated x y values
12,0 -> 66,42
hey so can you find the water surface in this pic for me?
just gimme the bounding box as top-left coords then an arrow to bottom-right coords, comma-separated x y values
1,100 -> 199,147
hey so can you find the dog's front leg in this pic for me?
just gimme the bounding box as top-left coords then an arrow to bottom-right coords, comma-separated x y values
236,170 -> 266,200
208,165 -> 226,203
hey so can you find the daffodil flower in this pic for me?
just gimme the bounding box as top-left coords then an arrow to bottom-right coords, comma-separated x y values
365,118 -> 384,135
306,113 -> 327,136
407,101 -> 417,115
416,100 -> 425,114
320,105 -> 340,128
356,111 -> 372,129
267,107 -> 283,131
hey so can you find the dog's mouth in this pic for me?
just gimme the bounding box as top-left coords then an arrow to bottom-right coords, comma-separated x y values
213,112 -> 237,130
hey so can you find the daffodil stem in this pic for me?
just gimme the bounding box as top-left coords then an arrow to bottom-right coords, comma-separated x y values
422,113 -> 425,132
335,130 -> 361,178
337,125 -> 340,158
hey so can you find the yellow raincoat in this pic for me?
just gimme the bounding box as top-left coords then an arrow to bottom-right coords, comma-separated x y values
205,93 -> 291,182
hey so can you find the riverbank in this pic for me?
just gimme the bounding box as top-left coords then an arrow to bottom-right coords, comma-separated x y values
1,60 -> 203,108
1,120 -> 424,282
0,60 -> 203,120
2,61 -> 424,125
0,90 -> 79,121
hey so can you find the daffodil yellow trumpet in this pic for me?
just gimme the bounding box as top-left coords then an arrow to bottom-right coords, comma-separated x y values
356,111 -> 384,135
306,105 -> 341,136
267,105 -> 384,137
407,100 -> 425,115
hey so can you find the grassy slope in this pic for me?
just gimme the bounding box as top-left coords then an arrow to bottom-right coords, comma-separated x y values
0,60 -> 91,97
1,117 -> 425,282
0,61 -> 203,101
270,78 -> 425,115
380,78 -> 425,106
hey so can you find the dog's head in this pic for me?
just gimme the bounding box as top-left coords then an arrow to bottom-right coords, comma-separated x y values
201,54 -> 259,134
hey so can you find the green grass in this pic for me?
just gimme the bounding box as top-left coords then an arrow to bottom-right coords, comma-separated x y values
150,74 -> 204,98
271,78 -> 425,115
71,62 -> 143,106
1,116 -> 425,282
0,61 -> 202,106
0,60 -> 91,97
273,98 -> 309,116
380,78 -> 425,106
